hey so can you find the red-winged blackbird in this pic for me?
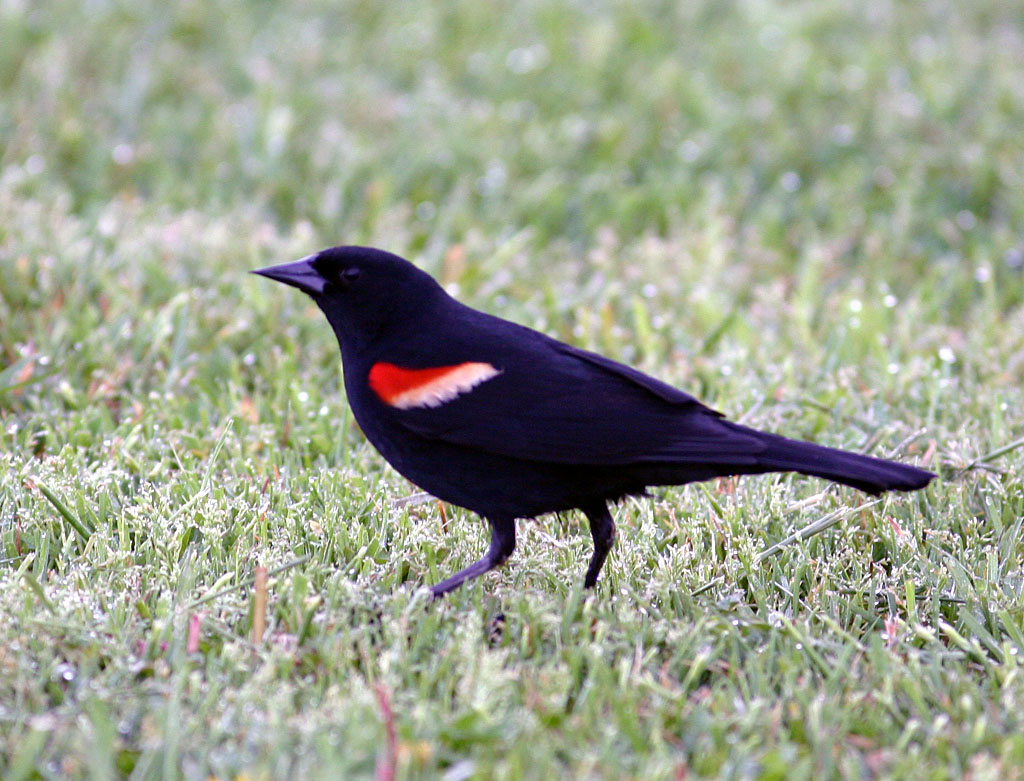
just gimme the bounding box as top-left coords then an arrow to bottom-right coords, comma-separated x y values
255,246 -> 934,597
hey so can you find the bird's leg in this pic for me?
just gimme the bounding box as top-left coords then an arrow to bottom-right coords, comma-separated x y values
582,503 -> 616,588
430,519 -> 516,598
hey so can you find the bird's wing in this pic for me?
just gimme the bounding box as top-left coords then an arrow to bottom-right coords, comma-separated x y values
371,334 -> 767,466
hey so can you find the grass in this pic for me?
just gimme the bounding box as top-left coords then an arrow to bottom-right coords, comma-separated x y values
2,0 -> 1024,777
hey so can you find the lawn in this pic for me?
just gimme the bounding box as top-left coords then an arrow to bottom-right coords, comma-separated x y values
2,0 -> 1024,778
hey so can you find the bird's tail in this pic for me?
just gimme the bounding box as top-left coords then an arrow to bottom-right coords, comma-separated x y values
724,422 -> 935,495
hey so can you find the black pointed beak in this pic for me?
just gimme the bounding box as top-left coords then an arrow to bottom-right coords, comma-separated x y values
251,255 -> 326,295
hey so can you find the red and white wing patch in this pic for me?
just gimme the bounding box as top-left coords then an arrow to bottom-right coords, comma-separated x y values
368,361 -> 501,409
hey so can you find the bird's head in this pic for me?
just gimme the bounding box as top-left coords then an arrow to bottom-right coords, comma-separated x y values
253,246 -> 445,349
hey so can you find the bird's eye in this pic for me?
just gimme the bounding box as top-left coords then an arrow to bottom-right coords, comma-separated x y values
340,267 -> 361,284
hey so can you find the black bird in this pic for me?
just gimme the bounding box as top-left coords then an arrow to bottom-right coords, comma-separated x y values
254,246 -> 934,596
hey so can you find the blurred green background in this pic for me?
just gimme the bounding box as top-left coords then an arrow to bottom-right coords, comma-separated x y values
2,0 -> 1023,778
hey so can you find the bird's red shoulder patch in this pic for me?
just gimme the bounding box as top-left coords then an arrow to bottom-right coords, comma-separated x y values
368,361 -> 501,409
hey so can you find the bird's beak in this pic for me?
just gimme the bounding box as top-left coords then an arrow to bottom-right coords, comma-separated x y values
251,255 -> 326,295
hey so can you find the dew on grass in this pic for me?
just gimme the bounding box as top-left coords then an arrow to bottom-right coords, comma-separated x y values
561,115 -> 590,143
297,391 -> 309,403
883,294 -> 898,308
678,139 -> 701,162
831,124 -> 854,145
112,143 -> 134,165
506,44 -> 548,74
25,154 -> 45,175
758,25 -> 784,50
749,96 -> 774,119
98,213 -> 117,237
974,265 -> 991,283
938,347 -> 956,364
897,92 -> 923,118
477,160 -> 507,195
842,64 -> 866,90
874,166 -> 895,188
955,210 -> 977,231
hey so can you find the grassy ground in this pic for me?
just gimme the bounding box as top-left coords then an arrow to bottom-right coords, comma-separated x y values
2,0 -> 1024,777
